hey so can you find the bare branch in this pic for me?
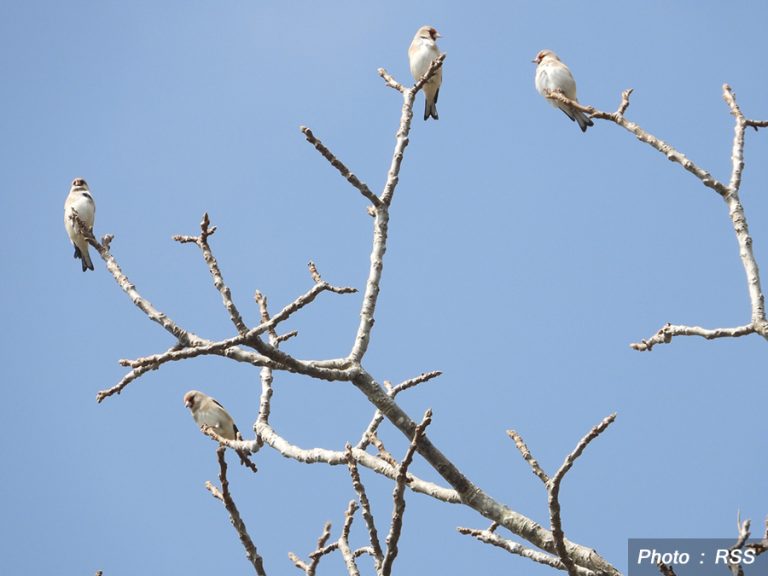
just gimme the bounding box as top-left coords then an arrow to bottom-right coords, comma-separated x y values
289,522 -> 333,576
350,369 -> 620,576
379,54 -> 446,97
551,413 -> 617,486
205,479 -> 224,502
254,291 -> 280,344
548,414 -> 617,576
726,514 -> 752,576
276,330 -> 298,344
357,370 -> 441,450
70,212 -> 204,348
367,433 -> 398,468
345,445 -> 384,569
300,127 -> 381,207
457,527 -> 597,576
721,85 -> 768,333
173,213 -> 248,334
548,90 -> 729,196
746,515 -> 768,558
95,242 -> 357,402
507,429 -> 549,484
255,419 -> 459,502
200,425 -> 259,473
348,55 -> 447,363
547,84 -> 768,348
630,322 -> 755,352
381,409 -> 432,576
96,340 -> 283,403
208,446 -> 267,575
338,501 -> 361,576
377,68 -> 404,93
391,370 -> 443,395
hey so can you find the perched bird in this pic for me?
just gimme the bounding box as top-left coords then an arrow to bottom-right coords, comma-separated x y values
533,50 -> 593,132
408,25 -> 443,121
64,177 -> 96,271
184,390 -> 258,472
184,390 -> 241,440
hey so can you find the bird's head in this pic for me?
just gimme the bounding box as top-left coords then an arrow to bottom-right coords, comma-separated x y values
417,25 -> 441,41
533,49 -> 558,64
183,390 -> 201,410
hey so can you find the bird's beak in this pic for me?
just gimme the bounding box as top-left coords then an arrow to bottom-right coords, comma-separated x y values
184,400 -> 192,408
531,58 -> 538,63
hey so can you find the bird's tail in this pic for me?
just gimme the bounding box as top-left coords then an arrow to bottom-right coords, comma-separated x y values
75,244 -> 95,272
575,110 -> 594,132
424,98 -> 439,121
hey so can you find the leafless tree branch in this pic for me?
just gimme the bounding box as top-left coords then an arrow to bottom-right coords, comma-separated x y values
345,445 -> 384,570
548,85 -> 768,349
507,429 -> 549,484
288,522 -> 333,576
206,446 -> 267,575
548,414 -> 617,576
255,418 -> 458,502
93,52 -> 632,576
381,409 -> 432,576
71,212 -> 205,349
300,127 -> 381,207
200,425 -> 258,473
356,370 -> 441,451
456,527 -> 597,576
630,323 -> 755,352
173,212 -> 248,335
338,500 -> 362,576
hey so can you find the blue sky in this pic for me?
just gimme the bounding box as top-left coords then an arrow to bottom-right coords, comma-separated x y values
1,1 -> 767,574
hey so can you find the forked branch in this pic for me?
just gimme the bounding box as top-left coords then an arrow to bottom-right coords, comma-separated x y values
547,85 -> 768,349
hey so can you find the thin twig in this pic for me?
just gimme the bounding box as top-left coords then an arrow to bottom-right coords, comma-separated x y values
367,434 -> 398,467
507,429 -> 549,484
381,410 -> 432,576
338,501 -> 361,576
71,212 -> 203,348
207,446 -> 267,575
548,414 -> 617,576
200,426 -> 259,473
173,212 -> 249,335
288,522 -> 333,576
548,90 -> 729,196
630,323 -> 755,352
457,527 -> 597,576
300,127 -> 381,207
345,445 -> 384,570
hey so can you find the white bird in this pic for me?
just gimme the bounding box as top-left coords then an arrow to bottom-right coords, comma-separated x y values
184,390 -> 258,472
533,50 -> 593,132
64,177 -> 96,271
408,25 -> 443,121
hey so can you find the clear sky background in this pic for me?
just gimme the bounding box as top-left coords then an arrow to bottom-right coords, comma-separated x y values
1,1 -> 766,575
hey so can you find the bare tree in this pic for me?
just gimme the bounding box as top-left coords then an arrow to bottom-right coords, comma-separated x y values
71,52 -> 767,575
